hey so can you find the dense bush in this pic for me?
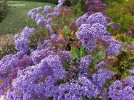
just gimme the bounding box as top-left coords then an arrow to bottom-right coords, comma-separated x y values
0,34 -> 16,59
0,0 -> 7,22
0,0 -> 134,100
107,0 -> 134,35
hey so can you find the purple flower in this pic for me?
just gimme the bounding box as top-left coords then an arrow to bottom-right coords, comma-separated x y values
87,12 -> 107,26
57,50 -> 71,64
54,3 -> 63,12
78,55 -> 93,75
14,26 -> 35,53
35,14 -> 45,27
21,26 -> 35,37
6,88 -> 23,100
47,18 -> 52,25
50,34 -> 58,41
92,68 -> 114,90
43,55 -> 66,79
125,31 -> 134,36
30,48 -> 55,64
106,43 -> 121,56
130,68 -> 134,75
36,7 -> 42,12
78,76 -> 99,98
46,12 -> 60,18
77,22 -> 110,52
112,23 -> 120,30
97,61 -> 108,69
108,80 -> 134,100
14,35 -> 30,53
46,24 -> 53,34
27,11 -> 35,20
125,76 -> 134,88
76,13 -> 89,27
43,5 -> 52,14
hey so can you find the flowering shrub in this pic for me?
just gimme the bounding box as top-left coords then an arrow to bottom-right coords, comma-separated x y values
0,0 -> 134,100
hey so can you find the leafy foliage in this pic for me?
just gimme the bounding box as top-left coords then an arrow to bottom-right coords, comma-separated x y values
107,0 -> 134,35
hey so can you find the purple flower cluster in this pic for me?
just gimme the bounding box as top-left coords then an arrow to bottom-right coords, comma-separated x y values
30,48 -> 55,64
14,26 -> 35,53
85,0 -> 107,15
46,12 -> 60,18
76,12 -> 122,56
27,0 -> 65,33
108,80 -> 134,100
0,52 -> 33,96
28,7 -> 42,20
130,68 -> 134,75
79,55 -> 94,74
43,5 -> 52,14
76,23 -> 108,52
78,76 -> 99,98
6,48 -> 68,99
92,68 -> 114,90
54,0 -> 65,12
28,7 -> 54,32
99,36 -> 122,56
76,13 -> 90,27
125,31 -> 134,36
57,76 -> 99,100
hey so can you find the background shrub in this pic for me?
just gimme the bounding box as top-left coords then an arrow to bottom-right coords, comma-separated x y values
107,0 -> 134,35
0,34 -> 16,59
0,0 -> 7,22
69,0 -> 85,16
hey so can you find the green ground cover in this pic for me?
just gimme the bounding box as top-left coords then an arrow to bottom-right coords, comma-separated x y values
0,1 -> 55,35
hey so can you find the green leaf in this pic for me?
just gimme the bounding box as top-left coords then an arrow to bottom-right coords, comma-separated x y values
70,47 -> 79,60
79,46 -> 86,58
63,25 -> 71,36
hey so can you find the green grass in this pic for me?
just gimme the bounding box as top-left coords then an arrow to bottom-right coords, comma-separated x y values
0,1 -> 55,35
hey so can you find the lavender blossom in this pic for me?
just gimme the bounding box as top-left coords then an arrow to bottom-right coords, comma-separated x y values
46,12 -> 60,18
108,80 -> 134,100
21,26 -> 35,38
78,76 -> 99,98
14,26 -> 35,53
79,55 -> 94,74
54,3 -> 63,12
76,13 -> 89,27
27,11 -> 35,20
130,68 -> 134,75
14,35 -> 30,53
43,55 -> 66,79
30,48 -> 55,64
92,67 -> 114,90
77,22 -> 110,51
125,76 -> 134,88
43,5 -> 52,14
87,12 -> 107,26
35,14 -> 45,27
50,34 -> 58,42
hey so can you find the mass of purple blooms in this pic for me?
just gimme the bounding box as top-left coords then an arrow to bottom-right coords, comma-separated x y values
0,0 -> 134,100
